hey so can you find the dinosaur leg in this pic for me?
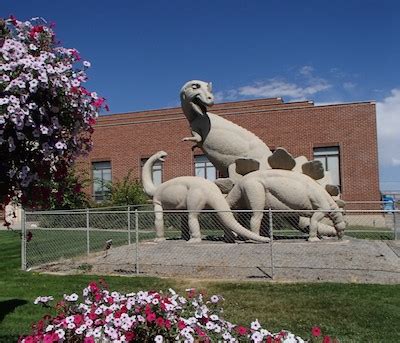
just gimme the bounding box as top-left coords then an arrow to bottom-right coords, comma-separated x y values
244,182 -> 266,235
186,189 -> 207,243
154,203 -> 166,242
308,211 -> 325,242
187,212 -> 202,243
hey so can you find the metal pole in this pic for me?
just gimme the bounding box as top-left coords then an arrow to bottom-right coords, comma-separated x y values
86,209 -> 90,255
135,209 -> 139,274
394,210 -> 398,240
21,208 -> 26,271
127,206 -> 131,245
269,208 -> 274,280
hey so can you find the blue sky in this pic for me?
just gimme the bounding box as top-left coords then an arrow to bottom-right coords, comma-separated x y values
2,0 -> 399,191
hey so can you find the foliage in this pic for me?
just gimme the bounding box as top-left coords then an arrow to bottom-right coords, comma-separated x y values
104,171 -> 148,207
0,16 -> 107,216
41,167 -> 89,210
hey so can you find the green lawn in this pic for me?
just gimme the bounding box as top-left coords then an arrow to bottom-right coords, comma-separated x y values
1,230 -> 400,342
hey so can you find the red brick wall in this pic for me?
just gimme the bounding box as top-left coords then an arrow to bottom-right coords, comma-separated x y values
79,98 -> 380,202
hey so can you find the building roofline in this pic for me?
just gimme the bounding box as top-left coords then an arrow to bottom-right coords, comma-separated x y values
313,100 -> 376,108
97,98 -> 376,124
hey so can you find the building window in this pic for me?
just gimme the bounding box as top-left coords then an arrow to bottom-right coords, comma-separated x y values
313,147 -> 341,187
141,159 -> 163,186
92,161 -> 111,202
194,155 -> 217,181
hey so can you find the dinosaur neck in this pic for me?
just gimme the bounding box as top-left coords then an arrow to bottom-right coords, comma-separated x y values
181,98 -> 200,123
142,154 -> 159,197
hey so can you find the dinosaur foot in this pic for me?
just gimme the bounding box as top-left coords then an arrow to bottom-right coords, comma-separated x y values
307,236 -> 320,242
187,237 -> 202,244
154,237 -> 166,243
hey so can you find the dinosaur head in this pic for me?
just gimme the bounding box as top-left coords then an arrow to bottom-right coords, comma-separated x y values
155,151 -> 168,162
180,80 -> 214,119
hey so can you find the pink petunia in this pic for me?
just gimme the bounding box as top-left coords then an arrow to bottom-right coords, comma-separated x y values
74,315 -> 83,325
178,320 -> 186,330
236,326 -> 247,335
155,317 -> 164,327
43,333 -> 54,343
312,326 -> 322,337
92,97 -> 105,108
146,312 -> 156,322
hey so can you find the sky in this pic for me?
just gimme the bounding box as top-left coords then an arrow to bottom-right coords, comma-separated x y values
2,0 -> 400,191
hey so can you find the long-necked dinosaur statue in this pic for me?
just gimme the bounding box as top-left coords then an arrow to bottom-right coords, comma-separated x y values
142,151 -> 270,243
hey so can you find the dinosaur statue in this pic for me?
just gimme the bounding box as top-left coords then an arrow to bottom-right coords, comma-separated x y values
225,169 -> 346,241
180,80 -> 272,177
142,151 -> 270,243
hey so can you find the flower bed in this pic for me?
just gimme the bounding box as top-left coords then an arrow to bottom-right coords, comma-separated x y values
19,280 -> 321,342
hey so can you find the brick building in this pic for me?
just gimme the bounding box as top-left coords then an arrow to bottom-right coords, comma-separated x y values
81,98 -> 380,203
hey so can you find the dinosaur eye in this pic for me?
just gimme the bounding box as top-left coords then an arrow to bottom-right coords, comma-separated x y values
192,83 -> 200,89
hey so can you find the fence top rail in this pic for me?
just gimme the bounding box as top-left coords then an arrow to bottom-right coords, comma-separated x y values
345,201 -> 395,204
24,209 -> 400,215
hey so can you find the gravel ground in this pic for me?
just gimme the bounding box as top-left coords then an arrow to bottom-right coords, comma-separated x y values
36,237 -> 400,284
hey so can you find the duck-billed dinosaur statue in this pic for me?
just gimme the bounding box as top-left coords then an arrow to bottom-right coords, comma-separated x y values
180,80 -> 272,178
142,151 -> 270,243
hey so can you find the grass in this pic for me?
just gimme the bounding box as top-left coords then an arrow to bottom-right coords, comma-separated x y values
1,231 -> 400,342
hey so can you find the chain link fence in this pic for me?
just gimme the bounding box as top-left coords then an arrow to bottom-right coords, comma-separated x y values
21,207 -> 400,282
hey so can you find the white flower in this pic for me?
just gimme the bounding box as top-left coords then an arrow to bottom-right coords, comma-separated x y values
210,314 -> 219,321
55,141 -> 66,150
260,328 -> 271,336
222,331 -> 232,340
40,125 -> 49,135
83,61 -> 91,67
45,325 -> 54,332
29,44 -> 38,50
0,98 -> 9,105
29,79 -> 38,87
154,335 -> 163,343
251,319 -> 261,330
210,295 -> 219,303
251,331 -> 263,342
55,329 -> 65,339
68,293 -> 79,301
71,79 -> 80,87
206,321 -> 215,330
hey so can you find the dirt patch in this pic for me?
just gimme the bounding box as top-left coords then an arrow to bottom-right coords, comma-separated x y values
34,237 -> 400,284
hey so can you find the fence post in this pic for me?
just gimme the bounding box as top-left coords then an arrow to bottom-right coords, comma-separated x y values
21,208 -> 26,271
269,208 -> 274,280
135,209 -> 139,275
86,209 -> 90,255
127,206 -> 131,245
394,210 -> 399,240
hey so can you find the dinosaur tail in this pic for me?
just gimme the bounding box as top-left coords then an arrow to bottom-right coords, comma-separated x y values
208,194 -> 269,243
142,151 -> 167,197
